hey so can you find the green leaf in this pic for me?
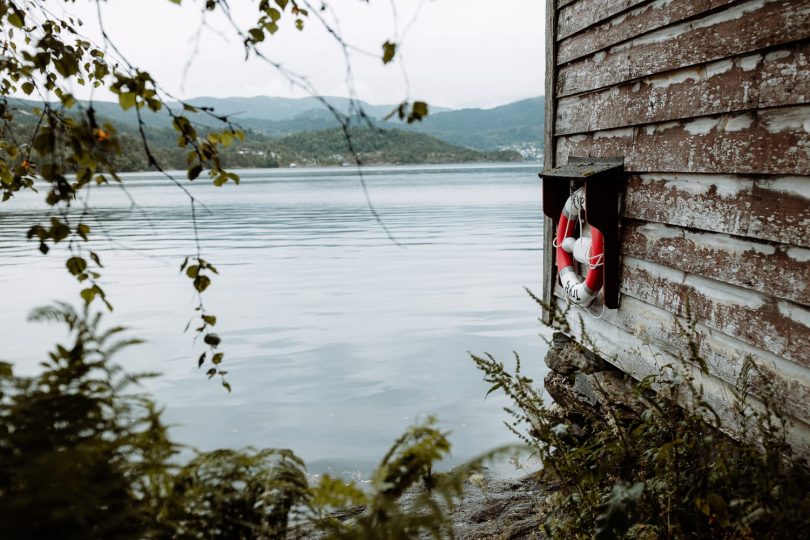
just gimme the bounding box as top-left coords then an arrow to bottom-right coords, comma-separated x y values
212,352 -> 224,365
382,41 -> 397,64
90,251 -> 103,267
193,275 -> 211,292
0,361 -> 13,378
21,82 -> 34,95
77,223 -> 90,240
202,314 -> 217,326
188,164 -> 203,180
66,256 -> 88,276
407,101 -> 429,123
118,92 -> 137,110
249,28 -> 265,42
203,333 -> 221,347
198,352 -> 206,368
8,11 -> 24,28
80,287 -> 97,304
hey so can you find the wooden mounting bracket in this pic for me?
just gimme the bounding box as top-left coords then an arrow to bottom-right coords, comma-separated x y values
539,156 -> 625,309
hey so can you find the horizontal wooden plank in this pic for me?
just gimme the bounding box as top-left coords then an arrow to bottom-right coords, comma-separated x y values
558,0 -> 736,65
623,175 -> 810,248
558,0 -> 646,40
554,294 -> 810,444
557,41 -> 810,135
557,0 -> 810,97
555,106 -> 810,176
619,257 -> 810,366
622,221 -> 810,305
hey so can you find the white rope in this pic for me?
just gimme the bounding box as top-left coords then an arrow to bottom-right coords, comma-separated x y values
552,212 -> 576,249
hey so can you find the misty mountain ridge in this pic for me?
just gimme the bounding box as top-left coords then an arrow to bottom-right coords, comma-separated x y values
9,95 -> 544,158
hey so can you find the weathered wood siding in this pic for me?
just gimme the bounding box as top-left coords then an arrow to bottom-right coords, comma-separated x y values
544,0 -> 810,447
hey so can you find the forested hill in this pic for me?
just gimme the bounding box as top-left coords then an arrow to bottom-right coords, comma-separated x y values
105,126 -> 522,171
7,96 -> 539,169
10,95 -> 543,156
403,97 -> 544,151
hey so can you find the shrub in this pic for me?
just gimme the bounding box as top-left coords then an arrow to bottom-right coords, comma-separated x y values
472,297 -> 810,539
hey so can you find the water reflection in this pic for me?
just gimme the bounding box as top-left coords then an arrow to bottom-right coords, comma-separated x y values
0,163 -> 549,477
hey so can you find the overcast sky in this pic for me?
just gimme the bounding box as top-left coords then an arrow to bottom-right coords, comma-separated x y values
44,0 -> 545,109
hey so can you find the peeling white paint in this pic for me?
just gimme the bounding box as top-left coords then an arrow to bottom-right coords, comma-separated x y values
764,49 -> 792,62
594,127 -> 634,139
724,113 -> 755,132
631,0 -> 766,49
684,230 -> 777,256
654,121 -> 681,133
683,273 -> 767,310
777,301 -> 810,329
684,117 -> 719,135
649,68 -> 702,88
691,0 -> 767,31
787,247 -> 810,263
705,59 -> 734,78
761,106 -> 809,133
638,174 -> 750,198
757,176 -> 810,199
738,53 -> 763,71
636,222 -> 683,240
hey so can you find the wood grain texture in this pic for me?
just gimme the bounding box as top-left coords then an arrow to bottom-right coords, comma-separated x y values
554,294 -> 810,439
555,106 -> 810,176
557,0 -> 810,97
619,257 -> 810,366
623,175 -> 810,248
543,0 -> 560,325
558,0 -> 579,10
621,221 -> 810,305
558,0 -> 646,41
558,0 -> 736,65
557,42 -> 810,135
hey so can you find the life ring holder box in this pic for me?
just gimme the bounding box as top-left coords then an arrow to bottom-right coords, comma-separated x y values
539,156 -> 625,310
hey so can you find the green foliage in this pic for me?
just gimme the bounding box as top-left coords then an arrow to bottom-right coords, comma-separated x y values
0,303 -> 162,538
162,448 -> 310,539
271,127 -> 521,167
472,297 -> 810,539
0,304 -> 482,539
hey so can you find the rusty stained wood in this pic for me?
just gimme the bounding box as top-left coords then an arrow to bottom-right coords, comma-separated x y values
557,0 -> 810,97
555,106 -> 810,176
554,294 -> 810,440
556,42 -> 810,135
558,0 -> 647,41
622,221 -> 810,306
623,174 -> 810,248
558,0 -> 737,65
619,256 -> 810,367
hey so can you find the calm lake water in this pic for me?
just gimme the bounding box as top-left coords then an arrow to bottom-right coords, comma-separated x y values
0,162 -> 550,476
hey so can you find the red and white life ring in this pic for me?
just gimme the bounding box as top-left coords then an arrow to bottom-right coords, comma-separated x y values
555,187 -> 604,307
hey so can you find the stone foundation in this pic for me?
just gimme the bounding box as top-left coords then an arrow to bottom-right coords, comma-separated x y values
543,332 -> 642,430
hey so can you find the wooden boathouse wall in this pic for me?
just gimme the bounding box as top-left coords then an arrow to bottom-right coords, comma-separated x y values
542,0 -> 810,447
